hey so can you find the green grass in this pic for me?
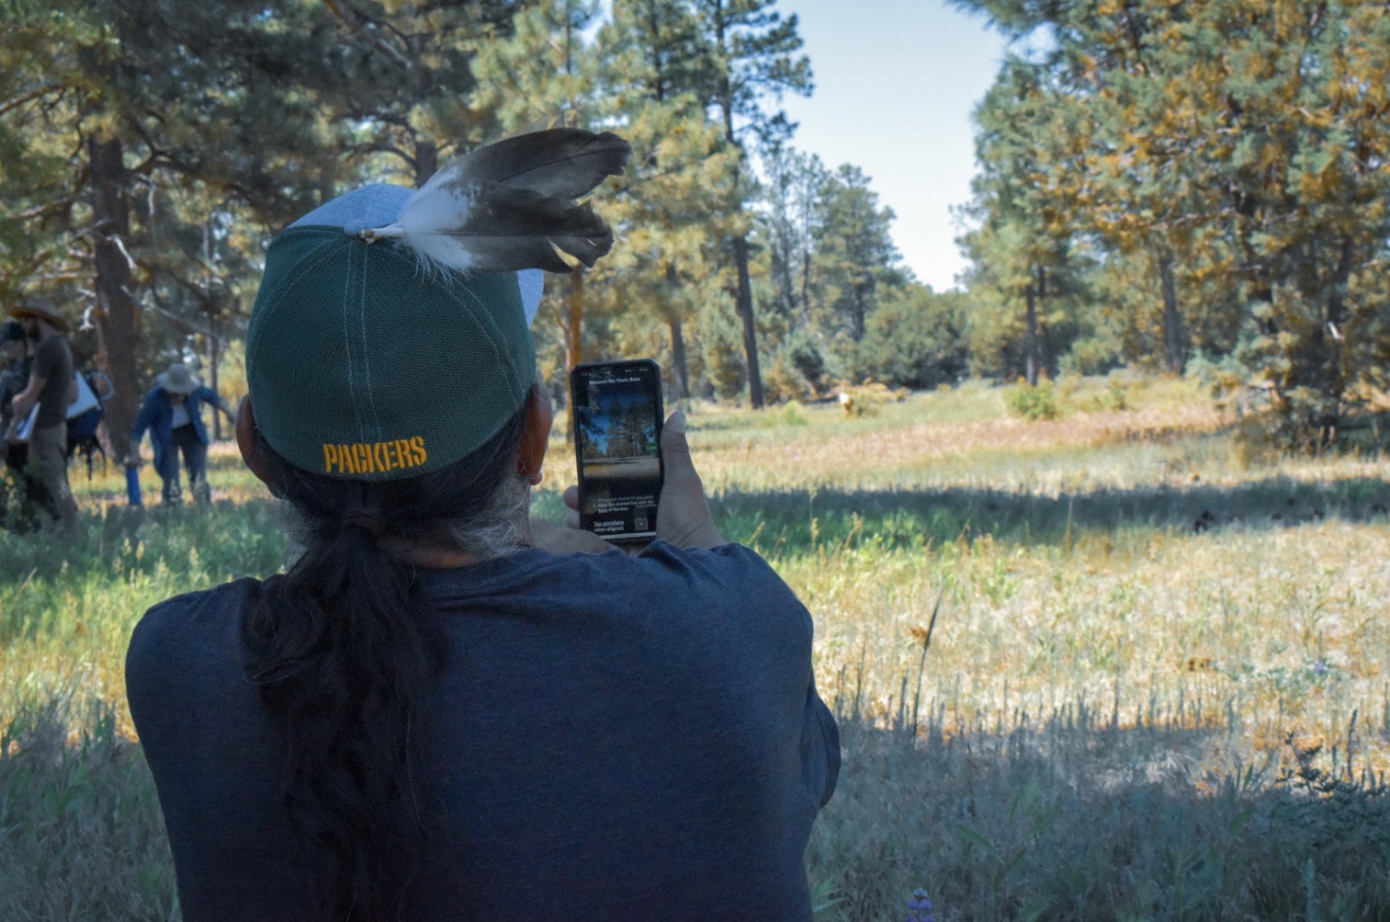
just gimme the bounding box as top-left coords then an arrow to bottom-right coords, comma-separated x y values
5,376 -> 1390,920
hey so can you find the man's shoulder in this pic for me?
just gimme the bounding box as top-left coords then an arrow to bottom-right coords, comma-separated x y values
127,578 -> 261,677
125,579 -> 266,761
528,541 -> 778,594
33,334 -> 71,372
622,542 -> 812,643
37,334 -> 71,359
638,541 -> 792,595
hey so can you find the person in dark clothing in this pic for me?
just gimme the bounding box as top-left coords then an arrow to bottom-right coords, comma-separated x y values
6,297 -> 77,530
129,362 -> 235,504
125,128 -> 839,922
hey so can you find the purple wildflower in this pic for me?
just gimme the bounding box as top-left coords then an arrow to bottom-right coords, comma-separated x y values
906,887 -> 937,922
1312,660 -> 1328,677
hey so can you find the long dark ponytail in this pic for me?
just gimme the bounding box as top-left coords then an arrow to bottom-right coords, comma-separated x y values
242,404 -> 530,920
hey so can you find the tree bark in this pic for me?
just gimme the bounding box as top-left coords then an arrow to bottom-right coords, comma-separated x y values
1158,250 -> 1186,376
669,320 -> 689,400
732,234 -> 764,408
1318,235 -> 1354,445
209,326 -> 222,442
665,262 -> 689,400
1024,280 -> 1039,387
89,134 -> 140,464
558,268 -> 587,444
413,138 -> 438,189
564,267 -> 585,372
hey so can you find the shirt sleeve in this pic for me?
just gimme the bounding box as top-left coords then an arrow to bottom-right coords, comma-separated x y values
640,540 -> 841,812
196,386 -> 226,411
130,391 -> 158,440
803,677 -> 840,809
31,338 -> 56,382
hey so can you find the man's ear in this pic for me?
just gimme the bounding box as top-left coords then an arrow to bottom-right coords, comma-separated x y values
235,396 -> 282,496
517,384 -> 554,484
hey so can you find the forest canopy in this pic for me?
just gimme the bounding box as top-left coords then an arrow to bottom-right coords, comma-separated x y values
2,0 -> 1386,449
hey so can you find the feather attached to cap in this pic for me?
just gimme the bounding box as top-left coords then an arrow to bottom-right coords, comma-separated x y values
363,129 -> 632,274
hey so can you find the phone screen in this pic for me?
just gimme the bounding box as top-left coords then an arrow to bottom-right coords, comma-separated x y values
571,359 -> 663,543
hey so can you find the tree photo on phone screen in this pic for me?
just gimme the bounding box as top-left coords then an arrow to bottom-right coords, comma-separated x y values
572,360 -> 663,542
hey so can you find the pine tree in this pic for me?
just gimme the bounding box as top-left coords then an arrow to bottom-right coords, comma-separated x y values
691,0 -> 811,407
472,0 -> 606,386
961,58 -> 1086,385
590,0 -> 738,400
810,164 -> 901,346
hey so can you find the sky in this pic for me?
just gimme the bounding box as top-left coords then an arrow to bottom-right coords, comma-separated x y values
777,0 -> 1010,292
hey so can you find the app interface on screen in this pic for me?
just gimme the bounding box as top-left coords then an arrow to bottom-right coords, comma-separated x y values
575,367 -> 661,538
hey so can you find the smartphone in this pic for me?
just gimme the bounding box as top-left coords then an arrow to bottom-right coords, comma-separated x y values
571,359 -> 664,544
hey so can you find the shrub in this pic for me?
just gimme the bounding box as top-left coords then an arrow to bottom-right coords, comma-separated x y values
779,401 -> 810,427
851,285 -> 969,390
1005,379 -> 1061,421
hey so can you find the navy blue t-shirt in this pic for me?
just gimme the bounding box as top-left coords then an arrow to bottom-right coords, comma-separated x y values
127,541 -> 840,921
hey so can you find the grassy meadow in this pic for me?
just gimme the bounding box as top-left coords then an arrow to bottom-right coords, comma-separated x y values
4,374 -> 1390,920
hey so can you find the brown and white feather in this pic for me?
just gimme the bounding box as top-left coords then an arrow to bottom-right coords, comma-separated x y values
384,128 -> 631,275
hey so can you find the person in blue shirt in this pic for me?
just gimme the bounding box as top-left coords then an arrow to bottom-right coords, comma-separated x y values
129,362 -> 235,505
125,130 -> 839,922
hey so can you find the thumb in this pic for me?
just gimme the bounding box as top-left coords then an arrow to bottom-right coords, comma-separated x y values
656,411 -> 724,549
660,411 -> 699,487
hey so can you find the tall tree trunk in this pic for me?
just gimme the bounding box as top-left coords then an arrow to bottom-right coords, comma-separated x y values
1024,281 -> 1039,387
713,2 -> 763,410
203,221 -> 223,442
1319,235 -> 1354,445
564,267 -> 585,372
414,138 -> 439,189
559,268 -> 587,444
89,134 -> 140,464
1158,250 -> 1186,376
209,326 -> 222,441
800,245 -> 812,322
732,234 -> 764,408
669,320 -> 689,400
665,262 -> 690,400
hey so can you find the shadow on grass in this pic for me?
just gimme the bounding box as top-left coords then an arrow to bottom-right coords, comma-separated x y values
712,475 -> 1390,554
812,708 -> 1390,921
0,696 -> 175,921
5,690 -> 1388,922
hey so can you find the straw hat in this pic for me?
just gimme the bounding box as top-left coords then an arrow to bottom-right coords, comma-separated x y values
10,296 -> 69,332
157,363 -> 201,395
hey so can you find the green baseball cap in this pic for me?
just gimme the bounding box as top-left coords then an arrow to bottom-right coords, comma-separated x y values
246,184 -> 538,481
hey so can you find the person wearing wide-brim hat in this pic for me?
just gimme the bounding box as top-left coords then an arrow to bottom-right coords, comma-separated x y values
123,128 -> 838,922
129,361 -> 236,505
6,295 -> 78,530
9,296 -> 70,333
